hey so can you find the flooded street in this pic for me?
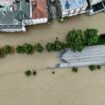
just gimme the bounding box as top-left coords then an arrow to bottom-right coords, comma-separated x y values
0,13 -> 105,105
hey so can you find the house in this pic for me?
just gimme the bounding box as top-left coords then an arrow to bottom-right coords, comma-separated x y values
56,0 -> 88,18
59,45 -> 105,68
0,0 -> 49,32
23,0 -> 48,25
87,0 -> 105,15
0,0 -> 30,32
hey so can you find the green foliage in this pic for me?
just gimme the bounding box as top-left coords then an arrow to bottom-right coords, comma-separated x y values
88,65 -> 96,71
33,70 -> 37,76
67,30 -> 85,52
96,65 -> 101,69
25,70 -> 32,76
84,29 -> 98,46
23,43 -> 33,55
54,37 -> 65,51
2,45 -> 13,55
0,48 -> 5,58
52,71 -> 55,74
72,67 -> 78,72
16,45 -> 25,54
46,42 -> 55,52
34,43 -> 44,52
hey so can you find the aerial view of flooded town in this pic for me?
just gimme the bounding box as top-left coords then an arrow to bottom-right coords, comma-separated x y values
1,0 -> 105,105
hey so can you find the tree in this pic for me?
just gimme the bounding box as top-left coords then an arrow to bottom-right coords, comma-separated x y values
16,45 -> 25,54
72,67 -> 78,72
2,45 -> 13,55
34,43 -> 44,52
96,65 -> 101,69
84,29 -> 98,46
54,37 -> 64,51
88,65 -> 96,71
23,43 -> 33,55
0,48 -> 5,58
66,29 -> 85,52
33,70 -> 37,76
46,42 -> 55,52
25,70 -> 32,76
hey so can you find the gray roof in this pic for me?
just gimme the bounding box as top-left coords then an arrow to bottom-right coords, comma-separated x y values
60,0 -> 88,10
60,45 -> 105,67
14,0 -> 30,21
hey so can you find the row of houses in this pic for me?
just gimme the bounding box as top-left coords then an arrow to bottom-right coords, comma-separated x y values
0,0 -> 105,32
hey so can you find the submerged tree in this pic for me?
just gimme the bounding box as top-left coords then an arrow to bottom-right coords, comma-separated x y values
23,43 -> 33,55
46,42 -> 55,52
66,29 -> 85,52
84,29 -> 99,46
25,70 -> 32,76
2,45 -> 13,55
34,43 -> 44,53
16,45 -> 25,54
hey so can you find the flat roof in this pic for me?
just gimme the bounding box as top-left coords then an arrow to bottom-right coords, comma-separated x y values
60,0 -> 88,10
31,0 -> 48,19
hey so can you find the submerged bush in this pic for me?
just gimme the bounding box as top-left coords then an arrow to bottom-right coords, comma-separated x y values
33,70 -> 37,76
2,45 -> 13,55
88,65 -> 96,71
23,43 -> 33,55
96,65 -> 101,69
16,45 -> 25,54
72,67 -> 78,72
34,43 -> 44,52
25,70 -> 32,76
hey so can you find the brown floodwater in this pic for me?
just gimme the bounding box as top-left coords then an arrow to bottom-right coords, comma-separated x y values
0,13 -> 105,105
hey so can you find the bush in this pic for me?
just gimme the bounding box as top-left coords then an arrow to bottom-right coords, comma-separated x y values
46,42 -> 55,52
34,43 -> 44,52
72,67 -> 78,72
25,70 -> 32,76
88,65 -> 96,71
16,45 -> 25,54
33,70 -> 37,75
96,65 -> 101,69
54,38 -> 64,51
67,30 -> 85,52
84,29 -> 98,46
23,43 -> 33,55
0,48 -> 5,58
2,45 -> 13,55
52,71 -> 55,74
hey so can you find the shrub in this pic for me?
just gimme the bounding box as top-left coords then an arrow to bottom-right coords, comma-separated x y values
2,45 -> 13,55
46,42 -> 55,52
96,65 -> 101,69
52,71 -> 55,74
23,43 -> 33,55
33,70 -> 37,75
54,38 -> 64,51
34,43 -> 44,52
88,65 -> 96,71
16,45 -> 25,54
84,29 -> 98,46
25,70 -> 32,76
0,48 -> 5,58
72,67 -> 78,72
67,30 -> 85,52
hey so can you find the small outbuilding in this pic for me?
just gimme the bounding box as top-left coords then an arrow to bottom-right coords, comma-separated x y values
87,0 -> 105,15
56,0 -> 88,18
59,45 -> 105,68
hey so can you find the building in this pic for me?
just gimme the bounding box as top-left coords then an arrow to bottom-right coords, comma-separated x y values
23,0 -> 48,25
87,0 -> 105,15
0,0 -> 49,32
59,45 -> 105,68
56,0 -> 88,18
